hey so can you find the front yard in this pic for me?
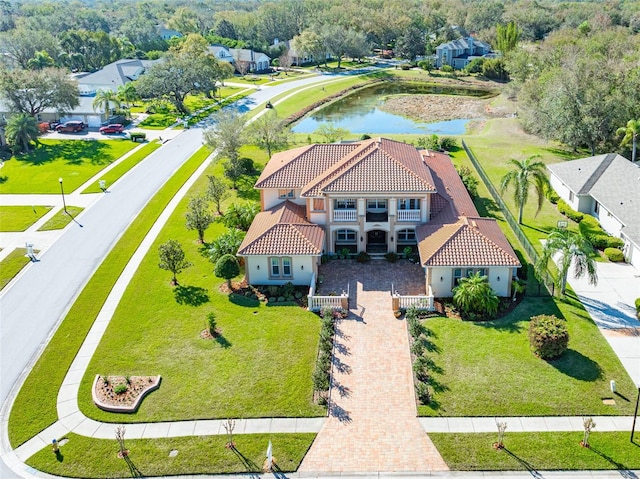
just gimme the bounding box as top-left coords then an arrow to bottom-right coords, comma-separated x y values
0,139 -> 138,194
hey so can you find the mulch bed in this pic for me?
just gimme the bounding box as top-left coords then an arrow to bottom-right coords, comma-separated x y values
93,375 -> 160,411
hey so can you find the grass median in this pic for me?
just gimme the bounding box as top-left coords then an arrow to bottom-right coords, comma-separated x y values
0,248 -> 33,290
430,432 -> 640,470
37,206 -> 84,231
8,147 -> 211,448
26,432 -> 316,477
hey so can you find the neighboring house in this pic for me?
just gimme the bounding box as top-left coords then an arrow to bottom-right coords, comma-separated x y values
229,48 -> 271,72
547,153 -> 640,268
157,26 -> 183,40
208,45 -> 235,64
77,59 -> 157,96
0,96 -> 110,128
237,138 -> 520,296
435,36 -> 492,69
270,39 -> 314,66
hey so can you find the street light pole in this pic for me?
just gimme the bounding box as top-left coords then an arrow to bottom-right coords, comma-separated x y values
58,177 -> 68,215
632,385 -> 640,443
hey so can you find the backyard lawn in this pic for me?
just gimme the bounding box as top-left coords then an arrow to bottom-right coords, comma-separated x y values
0,139 -> 138,194
77,147 -> 323,423
26,432 -> 316,477
0,206 -> 51,231
418,295 -> 636,417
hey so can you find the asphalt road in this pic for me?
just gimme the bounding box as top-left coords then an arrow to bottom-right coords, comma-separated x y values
0,72 -> 334,478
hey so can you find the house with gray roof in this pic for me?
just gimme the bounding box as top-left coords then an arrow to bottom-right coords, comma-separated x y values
547,154 -> 640,268
229,48 -> 270,72
435,36 -> 492,69
208,45 -> 234,64
77,59 -> 157,96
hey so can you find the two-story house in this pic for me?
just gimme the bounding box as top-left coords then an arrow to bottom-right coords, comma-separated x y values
237,138 -> 520,297
435,36 -> 493,69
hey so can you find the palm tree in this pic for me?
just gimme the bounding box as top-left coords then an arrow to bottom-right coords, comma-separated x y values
616,119 -> 639,163
92,89 -> 121,115
5,113 -> 39,153
452,271 -> 499,318
500,155 -> 550,224
117,83 -> 139,108
535,228 -> 597,296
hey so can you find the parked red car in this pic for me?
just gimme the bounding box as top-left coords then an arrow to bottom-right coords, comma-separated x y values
99,124 -> 124,134
55,121 -> 84,133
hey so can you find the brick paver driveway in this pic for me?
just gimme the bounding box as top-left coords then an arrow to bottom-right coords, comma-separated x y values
300,261 -> 448,473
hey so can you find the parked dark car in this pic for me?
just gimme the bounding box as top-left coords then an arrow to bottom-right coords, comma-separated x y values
55,121 -> 84,133
99,124 -> 124,134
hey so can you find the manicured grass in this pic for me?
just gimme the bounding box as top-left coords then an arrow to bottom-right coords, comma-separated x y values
418,295 -> 636,417
0,139 -> 138,194
26,432 -> 315,477
81,141 -> 161,194
0,206 -> 52,231
0,248 -> 33,290
137,113 -> 176,129
37,206 -> 84,231
430,432 -> 640,470
8,148 -> 211,448
77,145 -> 323,423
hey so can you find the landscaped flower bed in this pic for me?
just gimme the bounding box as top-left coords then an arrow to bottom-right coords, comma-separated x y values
92,375 -> 161,413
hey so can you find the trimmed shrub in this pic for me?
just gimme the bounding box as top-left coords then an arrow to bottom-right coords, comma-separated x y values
439,136 -> 458,151
407,316 -> 425,339
557,199 -> 584,223
114,384 -> 128,394
384,252 -> 398,263
413,355 -> 430,382
415,382 -> 431,404
411,339 -> 425,357
579,214 -> 625,250
604,247 -> 625,262
356,251 -> 370,263
546,188 -> 560,204
528,314 -> 569,360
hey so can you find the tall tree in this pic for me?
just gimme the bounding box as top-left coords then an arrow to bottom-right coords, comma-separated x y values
117,83 -> 139,108
5,113 -> 39,153
616,119 -> 639,163
291,30 -> 326,67
536,229 -> 597,295
500,155 -> 550,224
158,240 -> 192,286
185,194 -> 214,243
248,111 -> 290,157
203,110 -> 247,164
495,22 -> 520,55
395,26 -> 426,62
0,27 -> 59,69
0,67 -> 79,116
214,254 -> 240,289
92,89 -> 121,115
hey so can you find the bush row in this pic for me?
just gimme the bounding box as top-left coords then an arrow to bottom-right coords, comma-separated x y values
579,214 -> 625,250
407,307 -> 433,405
312,307 -> 336,402
557,199 -> 584,223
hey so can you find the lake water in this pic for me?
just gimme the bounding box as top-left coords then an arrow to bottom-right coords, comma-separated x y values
292,82 -> 492,136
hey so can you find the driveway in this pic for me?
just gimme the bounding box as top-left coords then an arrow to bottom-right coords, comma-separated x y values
568,261 -> 640,385
300,262 -> 447,473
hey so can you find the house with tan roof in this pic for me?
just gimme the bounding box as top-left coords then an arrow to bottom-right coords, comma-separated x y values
237,138 -> 520,297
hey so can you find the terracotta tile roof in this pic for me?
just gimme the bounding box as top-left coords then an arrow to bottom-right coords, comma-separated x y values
237,201 -> 324,256
255,144 -> 360,189
417,216 -> 520,267
302,138 -> 437,196
421,150 -> 478,222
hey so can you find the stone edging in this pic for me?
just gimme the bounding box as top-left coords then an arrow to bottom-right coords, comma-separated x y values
92,375 -> 162,413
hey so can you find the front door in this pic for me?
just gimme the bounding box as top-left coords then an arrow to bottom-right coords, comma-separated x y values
366,230 -> 387,254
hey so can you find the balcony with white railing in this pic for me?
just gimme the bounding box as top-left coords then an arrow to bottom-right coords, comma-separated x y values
333,209 -> 357,222
397,209 -> 421,222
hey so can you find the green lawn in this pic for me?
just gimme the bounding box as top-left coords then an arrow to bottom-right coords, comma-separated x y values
0,248 -> 33,290
0,206 -> 52,231
418,295 -> 636,417
430,432 -> 640,470
26,432 -> 315,477
81,141 -> 161,193
0,139 -> 138,194
77,145 -> 322,423
8,148 -> 211,448
37,206 -> 84,231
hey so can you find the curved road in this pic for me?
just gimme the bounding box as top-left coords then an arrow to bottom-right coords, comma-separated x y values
0,73 -> 337,478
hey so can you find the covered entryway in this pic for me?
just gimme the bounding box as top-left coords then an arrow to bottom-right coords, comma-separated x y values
366,229 -> 387,254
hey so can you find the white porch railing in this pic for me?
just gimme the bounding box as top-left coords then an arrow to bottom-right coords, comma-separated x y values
333,209 -> 357,222
392,286 -> 435,311
308,272 -> 349,312
397,209 -> 421,222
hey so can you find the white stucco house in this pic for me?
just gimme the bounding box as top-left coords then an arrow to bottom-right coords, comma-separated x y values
547,153 -> 640,268
237,138 -> 520,296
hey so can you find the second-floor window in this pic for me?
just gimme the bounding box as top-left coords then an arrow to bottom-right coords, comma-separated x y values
367,199 -> 387,210
398,199 -> 420,210
279,189 -> 295,199
334,199 -> 356,209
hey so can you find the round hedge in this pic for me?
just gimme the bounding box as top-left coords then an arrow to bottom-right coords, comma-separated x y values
528,314 -> 569,360
604,247 -> 625,262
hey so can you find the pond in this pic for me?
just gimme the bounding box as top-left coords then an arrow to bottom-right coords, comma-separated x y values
292,82 -> 494,136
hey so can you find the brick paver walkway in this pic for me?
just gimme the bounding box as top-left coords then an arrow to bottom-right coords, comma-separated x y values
299,267 -> 448,473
